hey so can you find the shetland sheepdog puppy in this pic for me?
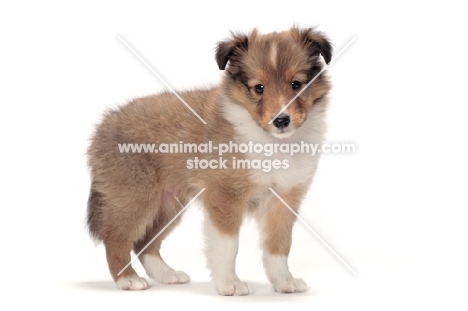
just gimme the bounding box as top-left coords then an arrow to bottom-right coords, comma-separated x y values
87,26 -> 332,295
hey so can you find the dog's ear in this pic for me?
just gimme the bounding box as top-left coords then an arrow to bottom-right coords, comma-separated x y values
290,27 -> 333,64
215,32 -> 249,70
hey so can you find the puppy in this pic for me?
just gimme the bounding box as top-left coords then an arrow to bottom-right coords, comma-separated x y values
87,26 -> 332,295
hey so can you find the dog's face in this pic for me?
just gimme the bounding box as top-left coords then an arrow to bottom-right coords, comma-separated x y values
217,27 -> 332,139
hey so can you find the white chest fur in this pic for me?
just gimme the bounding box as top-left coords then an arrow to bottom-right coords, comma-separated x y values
220,99 -> 327,192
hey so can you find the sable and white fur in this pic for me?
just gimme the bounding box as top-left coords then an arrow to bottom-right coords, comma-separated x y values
87,26 -> 332,295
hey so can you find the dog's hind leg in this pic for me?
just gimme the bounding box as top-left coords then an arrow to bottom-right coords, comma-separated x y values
104,236 -> 148,290
99,188 -> 160,291
135,189 -> 190,284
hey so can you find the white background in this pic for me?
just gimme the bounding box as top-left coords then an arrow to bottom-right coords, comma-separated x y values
1,1 -> 467,310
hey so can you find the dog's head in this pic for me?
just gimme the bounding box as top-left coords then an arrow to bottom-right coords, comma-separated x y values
217,26 -> 332,139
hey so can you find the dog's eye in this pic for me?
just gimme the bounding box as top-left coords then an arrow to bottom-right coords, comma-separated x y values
254,84 -> 264,94
291,81 -> 302,90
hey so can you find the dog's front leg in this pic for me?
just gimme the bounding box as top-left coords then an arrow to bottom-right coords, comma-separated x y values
261,186 -> 308,293
203,188 -> 252,296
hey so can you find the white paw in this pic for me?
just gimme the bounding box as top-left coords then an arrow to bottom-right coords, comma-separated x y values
216,281 -> 252,296
141,255 -> 190,284
116,275 -> 148,291
273,278 -> 307,293
155,270 -> 190,284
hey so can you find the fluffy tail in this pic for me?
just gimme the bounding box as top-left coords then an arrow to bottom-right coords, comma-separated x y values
87,181 -> 103,241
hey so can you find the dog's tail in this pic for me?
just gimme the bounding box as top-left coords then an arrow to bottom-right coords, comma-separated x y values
87,181 -> 103,241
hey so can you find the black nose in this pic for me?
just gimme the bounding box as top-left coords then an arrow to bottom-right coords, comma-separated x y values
273,114 -> 290,129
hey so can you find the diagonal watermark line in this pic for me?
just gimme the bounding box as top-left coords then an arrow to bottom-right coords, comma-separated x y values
269,37 -> 356,124
118,36 -> 207,125
117,188 -> 206,276
269,188 -> 357,275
